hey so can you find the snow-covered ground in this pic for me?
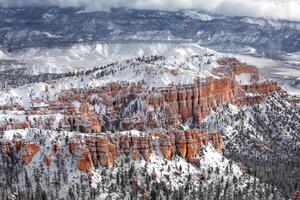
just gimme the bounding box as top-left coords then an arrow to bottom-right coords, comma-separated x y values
0,42 -> 219,75
0,42 -> 295,199
1,128 -> 265,199
0,43 -> 222,108
233,54 -> 300,97
1,42 -> 298,97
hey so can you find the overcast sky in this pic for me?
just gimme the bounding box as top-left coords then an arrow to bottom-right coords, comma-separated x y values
0,0 -> 299,22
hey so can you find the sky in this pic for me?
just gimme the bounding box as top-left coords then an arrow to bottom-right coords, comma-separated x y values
0,0 -> 299,22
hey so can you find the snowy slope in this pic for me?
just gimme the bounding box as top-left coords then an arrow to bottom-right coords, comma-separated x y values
0,7 -> 299,59
0,43 -> 222,108
0,128 -> 281,200
0,42 -> 298,200
235,54 -> 300,96
0,42 -> 218,74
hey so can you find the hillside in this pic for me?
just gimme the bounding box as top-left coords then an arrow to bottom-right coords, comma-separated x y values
0,7 -> 299,59
0,42 -> 299,199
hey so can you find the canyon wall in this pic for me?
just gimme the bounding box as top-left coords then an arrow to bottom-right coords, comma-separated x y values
68,129 -> 224,172
0,130 -> 223,173
0,58 -> 282,134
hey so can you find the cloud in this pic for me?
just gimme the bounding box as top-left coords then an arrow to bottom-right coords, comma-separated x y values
0,0 -> 299,21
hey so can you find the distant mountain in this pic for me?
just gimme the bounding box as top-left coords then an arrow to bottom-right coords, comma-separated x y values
0,7 -> 299,58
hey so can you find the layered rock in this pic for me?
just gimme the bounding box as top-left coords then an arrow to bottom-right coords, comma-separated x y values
66,130 -> 223,172
0,141 -> 40,166
69,140 -> 94,172
242,81 -> 280,95
151,77 -> 240,123
158,130 -> 223,162
21,143 -> 40,165
0,58 -> 282,134
1,128 -> 223,173
44,155 -> 52,166
77,150 -> 93,173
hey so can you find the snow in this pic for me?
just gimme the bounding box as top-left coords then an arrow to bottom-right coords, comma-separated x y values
89,138 -> 255,199
0,42 -> 219,75
91,139 -> 245,190
241,18 -> 267,27
284,51 -> 300,65
0,43 -> 223,108
232,53 -> 300,97
184,10 -> 215,21
72,101 -> 81,109
129,30 -> 177,41
117,130 -> 144,137
0,49 -> 8,59
3,128 -> 249,195
2,128 -> 77,141
200,144 -> 242,178
235,73 -> 252,85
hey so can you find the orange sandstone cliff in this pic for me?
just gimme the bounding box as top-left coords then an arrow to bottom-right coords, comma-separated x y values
1,130 -> 223,173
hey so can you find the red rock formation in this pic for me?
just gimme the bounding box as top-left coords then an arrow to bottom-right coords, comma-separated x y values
68,130 -> 222,171
0,103 -> 23,111
96,137 -> 114,166
0,129 -> 223,173
69,141 -> 81,156
52,140 -> 60,153
147,112 -> 158,129
130,135 -> 152,161
212,134 -> 224,151
149,77 -> 243,124
242,81 -> 280,95
21,143 -> 40,165
122,114 -> 145,131
292,191 -> 300,200
15,140 -> 23,152
0,141 -> 14,158
156,130 -> 223,161
44,155 -> 52,166
1,74 -> 280,133
77,150 -> 93,173
0,57 -> 282,133
175,131 -> 187,158
69,140 -> 96,171
159,134 -> 174,159
1,141 -> 40,165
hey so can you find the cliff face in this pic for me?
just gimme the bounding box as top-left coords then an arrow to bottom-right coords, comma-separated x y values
1,130 -> 223,173
67,130 -> 223,172
148,77 -> 238,124
0,58 -> 281,134
157,130 -> 223,162
1,141 -> 40,165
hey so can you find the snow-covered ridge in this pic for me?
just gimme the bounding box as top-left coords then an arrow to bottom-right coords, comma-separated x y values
0,7 -> 299,59
183,10 -> 216,21
0,43 -> 223,107
0,42 -> 219,75
0,46 -> 296,200
0,128 -> 268,199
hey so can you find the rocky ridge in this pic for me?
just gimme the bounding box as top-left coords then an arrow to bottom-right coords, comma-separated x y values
0,58 -> 282,134
0,7 -> 299,58
1,129 -> 223,173
0,55 -> 297,199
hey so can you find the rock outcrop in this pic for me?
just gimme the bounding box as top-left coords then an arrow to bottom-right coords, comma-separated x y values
0,141 -> 40,166
0,58 -> 282,134
21,143 -> 40,165
0,129 -> 222,171
66,130 -> 223,171
44,155 -> 52,166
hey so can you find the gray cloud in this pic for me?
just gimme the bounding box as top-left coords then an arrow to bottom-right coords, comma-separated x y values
0,0 -> 299,21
